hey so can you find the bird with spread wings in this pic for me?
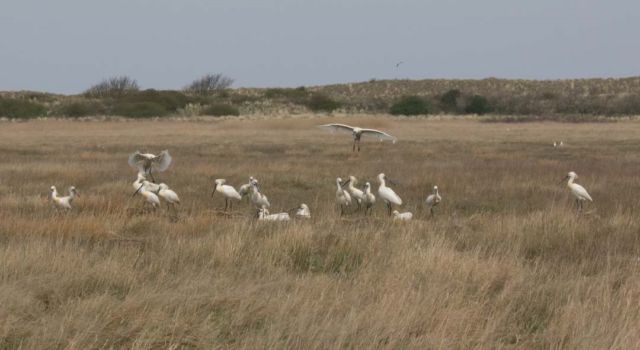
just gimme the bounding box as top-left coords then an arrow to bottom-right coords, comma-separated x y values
128,150 -> 172,182
318,123 -> 397,152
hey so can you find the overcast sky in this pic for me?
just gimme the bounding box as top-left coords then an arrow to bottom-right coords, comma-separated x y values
1,0 -> 638,93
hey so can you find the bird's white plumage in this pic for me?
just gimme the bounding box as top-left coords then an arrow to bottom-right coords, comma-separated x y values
565,172 -> 592,202
392,210 -> 413,221
425,186 -> 441,207
250,179 -> 270,209
363,182 -> 376,208
128,150 -> 172,173
336,177 -> 352,207
377,173 -> 402,205
346,176 -> 364,205
158,183 -> 180,204
258,209 -> 290,221
213,179 -> 242,200
238,177 -> 254,198
51,186 -> 78,210
295,203 -> 311,219
319,123 -> 397,142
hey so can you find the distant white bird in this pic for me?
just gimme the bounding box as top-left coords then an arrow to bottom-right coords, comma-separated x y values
559,141 -> 564,147
257,208 -> 290,221
295,203 -> 311,219
362,182 -> 376,216
335,177 -> 352,215
238,176 -> 255,200
344,175 -> 364,209
250,178 -> 270,210
553,141 -> 557,148
212,179 -> 242,211
425,185 -> 442,217
133,181 -> 160,208
50,186 -> 78,210
158,183 -> 180,211
560,171 -> 593,211
377,173 -> 402,216
128,150 -> 172,182
318,123 -> 397,152
392,210 -> 413,221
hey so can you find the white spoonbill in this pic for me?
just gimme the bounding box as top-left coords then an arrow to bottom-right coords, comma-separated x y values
132,173 -> 159,195
377,173 -> 402,216
50,186 -> 79,210
257,208 -> 290,221
318,123 -> 397,152
335,177 -> 352,215
560,171 -> 593,211
250,178 -> 271,210
128,150 -> 172,182
133,181 -> 161,209
212,179 -> 242,211
295,203 -> 311,219
362,182 -> 376,216
344,175 -> 365,209
425,185 -> 442,217
238,176 -> 255,200
158,183 -> 180,211
392,210 -> 413,221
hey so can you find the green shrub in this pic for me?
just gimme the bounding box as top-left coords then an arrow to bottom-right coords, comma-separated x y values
264,87 -> 309,102
111,102 -> 168,118
0,97 -> 47,118
184,73 -> 234,96
465,95 -> 491,115
202,104 -> 240,116
306,93 -> 340,112
55,101 -> 105,117
440,89 -> 462,112
119,89 -> 190,112
389,96 -> 430,116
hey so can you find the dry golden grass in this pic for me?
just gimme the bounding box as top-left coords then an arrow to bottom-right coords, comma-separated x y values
2,117 -> 640,349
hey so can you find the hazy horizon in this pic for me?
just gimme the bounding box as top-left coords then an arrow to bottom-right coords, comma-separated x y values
2,0 -> 639,93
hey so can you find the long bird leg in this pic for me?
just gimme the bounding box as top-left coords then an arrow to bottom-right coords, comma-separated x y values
387,202 -> 392,216
230,200 -> 233,211
430,207 -> 434,217
352,138 -> 356,152
357,139 -> 361,152
224,199 -> 228,212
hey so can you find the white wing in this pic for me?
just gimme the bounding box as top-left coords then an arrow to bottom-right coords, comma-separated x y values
572,184 -> 593,202
152,150 -> 172,172
128,151 -> 146,171
360,128 -> 397,142
318,123 -> 355,134
379,187 -> 402,205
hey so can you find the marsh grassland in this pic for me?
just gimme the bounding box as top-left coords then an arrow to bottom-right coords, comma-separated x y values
1,116 -> 640,349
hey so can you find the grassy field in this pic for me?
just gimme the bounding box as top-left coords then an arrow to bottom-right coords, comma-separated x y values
1,116 -> 640,349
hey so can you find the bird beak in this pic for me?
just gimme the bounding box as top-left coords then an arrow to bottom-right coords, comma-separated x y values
558,176 -> 568,185
211,185 -> 216,197
387,178 -> 398,186
132,184 -> 144,197
342,179 -> 350,187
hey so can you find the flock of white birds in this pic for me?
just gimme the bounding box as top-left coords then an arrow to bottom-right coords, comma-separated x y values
48,124 -> 594,220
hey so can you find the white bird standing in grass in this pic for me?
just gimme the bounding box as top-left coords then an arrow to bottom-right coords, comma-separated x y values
560,171 -> 593,211
212,179 -> 242,211
133,181 -> 160,209
249,178 -> 270,210
157,183 -> 180,211
392,210 -> 413,221
318,123 -> 397,152
335,177 -> 352,215
362,182 -> 376,216
344,175 -> 364,209
128,150 -> 172,183
425,185 -> 442,217
50,186 -> 79,210
295,203 -> 311,219
257,208 -> 290,221
238,176 -> 255,200
377,173 -> 402,216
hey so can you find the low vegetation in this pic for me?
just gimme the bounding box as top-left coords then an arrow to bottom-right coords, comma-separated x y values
4,77 -> 640,118
1,118 -> 639,348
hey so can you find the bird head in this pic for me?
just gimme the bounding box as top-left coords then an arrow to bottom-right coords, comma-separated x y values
50,186 -> 56,193
69,186 -> 79,197
392,210 -> 400,216
349,175 -> 357,184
